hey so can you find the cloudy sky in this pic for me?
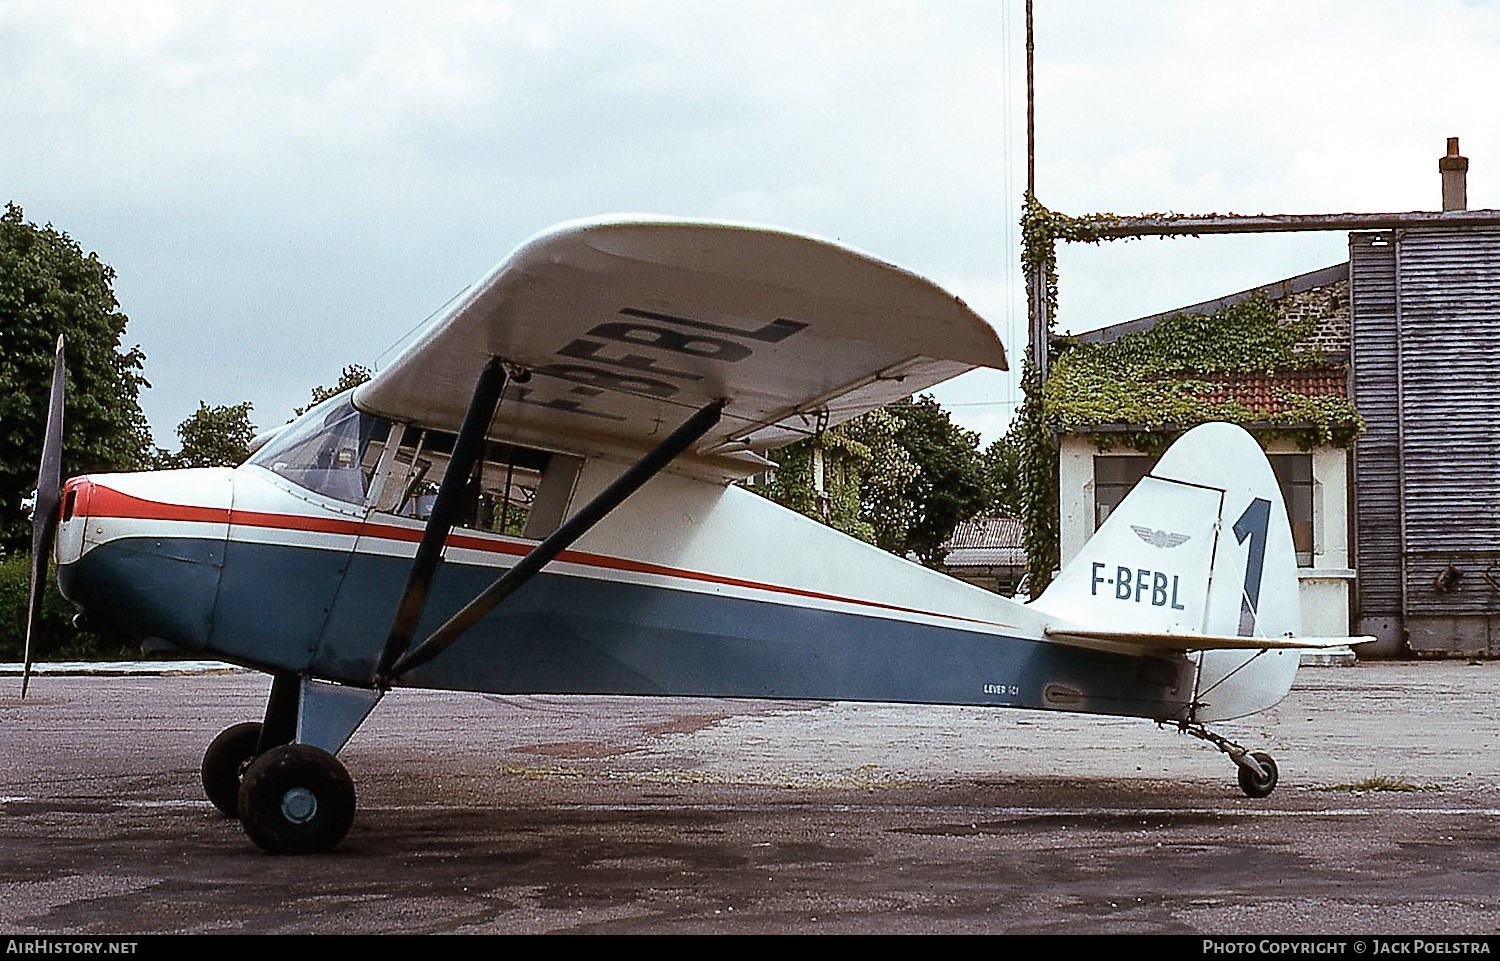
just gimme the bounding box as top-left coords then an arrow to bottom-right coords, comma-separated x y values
5,0 -> 1498,448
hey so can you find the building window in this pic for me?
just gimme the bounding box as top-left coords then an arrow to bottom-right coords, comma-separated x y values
1094,455 -> 1155,529
1093,452 -> 1314,567
1268,454 -> 1314,567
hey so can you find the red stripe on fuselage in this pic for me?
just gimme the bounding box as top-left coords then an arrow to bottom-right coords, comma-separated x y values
80,482 -> 1009,629
86,483 -> 236,527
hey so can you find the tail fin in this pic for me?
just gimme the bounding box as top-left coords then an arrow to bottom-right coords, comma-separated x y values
1030,422 -> 1303,721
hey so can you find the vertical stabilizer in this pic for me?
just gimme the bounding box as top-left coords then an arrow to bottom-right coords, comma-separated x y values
1031,423 -> 1302,720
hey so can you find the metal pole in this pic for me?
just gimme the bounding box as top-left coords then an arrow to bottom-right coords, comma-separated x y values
1023,0 -> 1047,384
1026,0 -> 1034,201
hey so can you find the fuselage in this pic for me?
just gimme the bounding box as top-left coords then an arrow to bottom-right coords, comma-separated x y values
54,403 -> 1198,721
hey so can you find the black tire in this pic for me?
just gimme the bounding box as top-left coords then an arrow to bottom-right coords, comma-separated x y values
1237,751 -> 1279,798
237,744 -> 356,855
201,722 -> 263,817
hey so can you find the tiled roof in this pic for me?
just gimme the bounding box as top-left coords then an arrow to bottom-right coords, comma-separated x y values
1183,365 -> 1347,412
939,516 -> 1026,568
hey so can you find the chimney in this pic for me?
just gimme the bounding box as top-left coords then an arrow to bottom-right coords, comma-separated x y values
1440,136 -> 1468,211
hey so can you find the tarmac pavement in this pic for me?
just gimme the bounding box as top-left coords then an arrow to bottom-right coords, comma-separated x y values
0,659 -> 1497,935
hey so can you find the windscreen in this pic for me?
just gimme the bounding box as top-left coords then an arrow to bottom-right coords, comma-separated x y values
247,394 -> 391,504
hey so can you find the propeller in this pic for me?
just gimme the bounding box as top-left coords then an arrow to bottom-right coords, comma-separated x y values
23,334 -> 65,698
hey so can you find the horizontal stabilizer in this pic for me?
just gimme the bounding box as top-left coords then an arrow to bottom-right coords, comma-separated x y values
1045,627 -> 1378,655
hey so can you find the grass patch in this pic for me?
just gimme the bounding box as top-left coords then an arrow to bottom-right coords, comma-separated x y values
1326,775 -> 1441,793
499,762 -> 917,789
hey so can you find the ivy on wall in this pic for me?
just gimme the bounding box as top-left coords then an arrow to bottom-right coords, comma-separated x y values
1016,198 -> 1364,594
760,426 -> 877,543
1016,198 -> 1113,592
1046,295 -> 1363,451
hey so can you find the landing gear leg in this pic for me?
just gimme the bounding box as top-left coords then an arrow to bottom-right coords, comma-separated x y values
1175,720 -> 1280,798
203,673 -> 380,854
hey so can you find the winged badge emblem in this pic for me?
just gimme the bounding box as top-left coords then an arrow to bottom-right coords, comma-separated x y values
1132,526 -> 1191,549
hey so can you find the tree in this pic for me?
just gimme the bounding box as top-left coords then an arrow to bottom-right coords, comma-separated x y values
161,401 -> 257,468
857,395 -> 989,566
295,364 -> 372,416
757,427 -> 878,542
0,203 -> 152,552
839,407 -> 920,548
748,396 -> 990,568
981,429 -> 1025,518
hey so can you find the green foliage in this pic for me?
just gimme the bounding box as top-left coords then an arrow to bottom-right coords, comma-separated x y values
1056,295 -> 1317,374
1014,353 -> 1059,591
1044,294 -> 1363,451
1020,198 -> 1115,335
1015,196 -> 1364,592
759,425 -> 876,542
1016,198 -> 1116,591
0,554 -> 70,660
159,401 -> 258,468
296,364 -> 373,416
0,554 -> 135,661
747,397 -> 990,565
981,431 -> 1024,518
0,203 -> 153,552
872,396 -> 989,566
842,407 -> 920,550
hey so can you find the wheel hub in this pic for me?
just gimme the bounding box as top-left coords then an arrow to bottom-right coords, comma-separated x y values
280,787 -> 319,824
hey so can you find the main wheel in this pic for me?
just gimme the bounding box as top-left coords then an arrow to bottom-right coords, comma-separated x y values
1237,750 -> 1279,798
237,744 -> 356,855
201,722 -> 263,817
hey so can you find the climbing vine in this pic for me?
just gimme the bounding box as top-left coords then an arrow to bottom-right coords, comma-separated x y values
1045,294 -> 1363,452
1016,197 -> 1364,594
759,425 -> 877,542
1016,198 -> 1122,593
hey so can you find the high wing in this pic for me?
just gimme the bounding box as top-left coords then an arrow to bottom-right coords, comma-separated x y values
355,216 -> 1005,478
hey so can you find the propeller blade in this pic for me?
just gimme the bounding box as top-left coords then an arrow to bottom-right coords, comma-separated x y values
23,334 -> 66,698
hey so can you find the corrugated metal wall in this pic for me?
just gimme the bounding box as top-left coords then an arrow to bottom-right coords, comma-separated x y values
1351,227 -> 1500,655
1349,232 -> 1402,647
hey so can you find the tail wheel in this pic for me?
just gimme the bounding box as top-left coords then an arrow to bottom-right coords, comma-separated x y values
238,744 -> 356,855
1237,751 -> 1279,798
201,721 -> 264,817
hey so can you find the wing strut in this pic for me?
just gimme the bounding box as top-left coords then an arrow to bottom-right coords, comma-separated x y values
374,357 -> 509,687
382,397 -> 726,683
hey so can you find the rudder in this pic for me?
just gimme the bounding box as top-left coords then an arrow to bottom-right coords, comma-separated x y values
1031,423 -> 1302,720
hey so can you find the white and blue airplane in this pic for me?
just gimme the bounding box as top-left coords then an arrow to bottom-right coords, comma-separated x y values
23,217 -> 1368,854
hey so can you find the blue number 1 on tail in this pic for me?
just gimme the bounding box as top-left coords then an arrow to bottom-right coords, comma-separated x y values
1233,498 -> 1271,636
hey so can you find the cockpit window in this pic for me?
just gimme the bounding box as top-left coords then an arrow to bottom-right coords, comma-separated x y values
248,391 -> 581,532
247,394 -> 391,504
372,428 -> 582,538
